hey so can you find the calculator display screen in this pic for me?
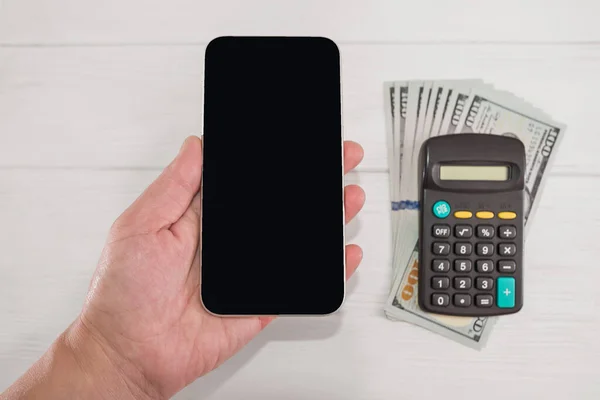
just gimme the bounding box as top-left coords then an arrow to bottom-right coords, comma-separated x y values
439,165 -> 509,181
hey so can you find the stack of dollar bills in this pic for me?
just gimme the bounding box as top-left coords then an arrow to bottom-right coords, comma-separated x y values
382,80 -> 566,349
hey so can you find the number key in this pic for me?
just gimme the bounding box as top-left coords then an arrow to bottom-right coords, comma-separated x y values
476,243 -> 494,256
476,277 -> 494,290
432,259 -> 450,272
432,277 -> 449,290
433,242 -> 450,255
432,224 -> 451,238
454,259 -> 472,272
453,277 -> 472,290
476,260 -> 495,273
454,225 -> 473,238
432,293 -> 449,307
454,242 -> 472,256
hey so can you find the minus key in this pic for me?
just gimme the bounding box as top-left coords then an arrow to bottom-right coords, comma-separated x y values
499,260 -> 516,273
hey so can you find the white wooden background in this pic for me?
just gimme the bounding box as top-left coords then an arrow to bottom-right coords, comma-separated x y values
1,1 -> 599,398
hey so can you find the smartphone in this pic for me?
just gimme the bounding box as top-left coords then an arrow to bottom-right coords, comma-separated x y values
201,36 -> 344,316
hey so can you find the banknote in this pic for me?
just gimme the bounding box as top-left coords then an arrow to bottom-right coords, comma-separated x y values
454,87 -> 566,230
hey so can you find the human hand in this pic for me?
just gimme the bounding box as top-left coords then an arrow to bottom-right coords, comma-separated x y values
68,136 -> 366,398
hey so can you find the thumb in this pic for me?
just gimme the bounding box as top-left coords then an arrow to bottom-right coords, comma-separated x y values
115,136 -> 203,234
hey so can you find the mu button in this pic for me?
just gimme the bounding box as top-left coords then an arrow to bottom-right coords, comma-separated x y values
476,211 -> 494,219
498,211 -> 517,220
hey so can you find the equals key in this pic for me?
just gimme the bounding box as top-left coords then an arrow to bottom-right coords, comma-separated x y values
476,295 -> 493,308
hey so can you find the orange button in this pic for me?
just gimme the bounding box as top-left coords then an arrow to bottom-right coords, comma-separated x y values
498,211 -> 517,220
476,211 -> 494,219
454,211 -> 473,219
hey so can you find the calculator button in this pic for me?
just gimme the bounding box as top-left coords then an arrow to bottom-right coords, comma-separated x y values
476,277 -> 494,290
476,260 -> 495,273
498,211 -> 517,220
499,226 -> 517,239
432,294 -> 450,307
454,242 -> 472,256
476,225 -> 495,238
453,211 -> 473,219
454,225 -> 473,238
432,260 -> 450,272
498,243 -> 517,256
432,277 -> 450,290
497,277 -> 515,308
476,243 -> 495,256
432,242 -> 450,255
498,260 -> 516,273
453,294 -> 472,307
475,211 -> 494,219
476,295 -> 494,308
453,277 -> 472,290
454,259 -> 472,272
432,224 -> 451,238
432,201 -> 451,219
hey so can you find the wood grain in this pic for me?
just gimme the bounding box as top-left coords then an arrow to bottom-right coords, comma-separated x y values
1,0 -> 599,44
0,170 -> 598,398
0,1 -> 598,398
0,45 -> 597,173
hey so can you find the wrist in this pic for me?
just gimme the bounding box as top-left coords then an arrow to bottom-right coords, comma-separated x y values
2,319 -> 163,400
61,318 -> 163,400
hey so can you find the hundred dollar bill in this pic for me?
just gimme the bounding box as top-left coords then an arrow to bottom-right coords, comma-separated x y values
383,82 -> 397,213
384,241 -> 495,349
390,82 -> 410,276
454,88 -> 566,230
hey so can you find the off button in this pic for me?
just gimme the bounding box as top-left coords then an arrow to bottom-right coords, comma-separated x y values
432,201 -> 451,219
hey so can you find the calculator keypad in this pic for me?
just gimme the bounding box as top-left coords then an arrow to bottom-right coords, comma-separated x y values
420,195 -> 523,316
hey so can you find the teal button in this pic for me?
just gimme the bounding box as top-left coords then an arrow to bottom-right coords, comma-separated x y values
432,200 -> 451,219
497,277 -> 515,308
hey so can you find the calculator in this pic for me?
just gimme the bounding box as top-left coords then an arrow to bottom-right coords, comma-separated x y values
418,134 -> 524,316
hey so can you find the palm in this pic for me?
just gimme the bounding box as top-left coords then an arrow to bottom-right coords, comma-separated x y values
83,225 -> 268,396
79,137 -> 365,398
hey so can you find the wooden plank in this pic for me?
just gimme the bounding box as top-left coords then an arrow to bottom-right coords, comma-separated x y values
0,170 -> 598,397
0,0 -> 599,44
0,44 -> 595,174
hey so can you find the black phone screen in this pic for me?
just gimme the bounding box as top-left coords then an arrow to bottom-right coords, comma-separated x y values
201,37 -> 344,315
